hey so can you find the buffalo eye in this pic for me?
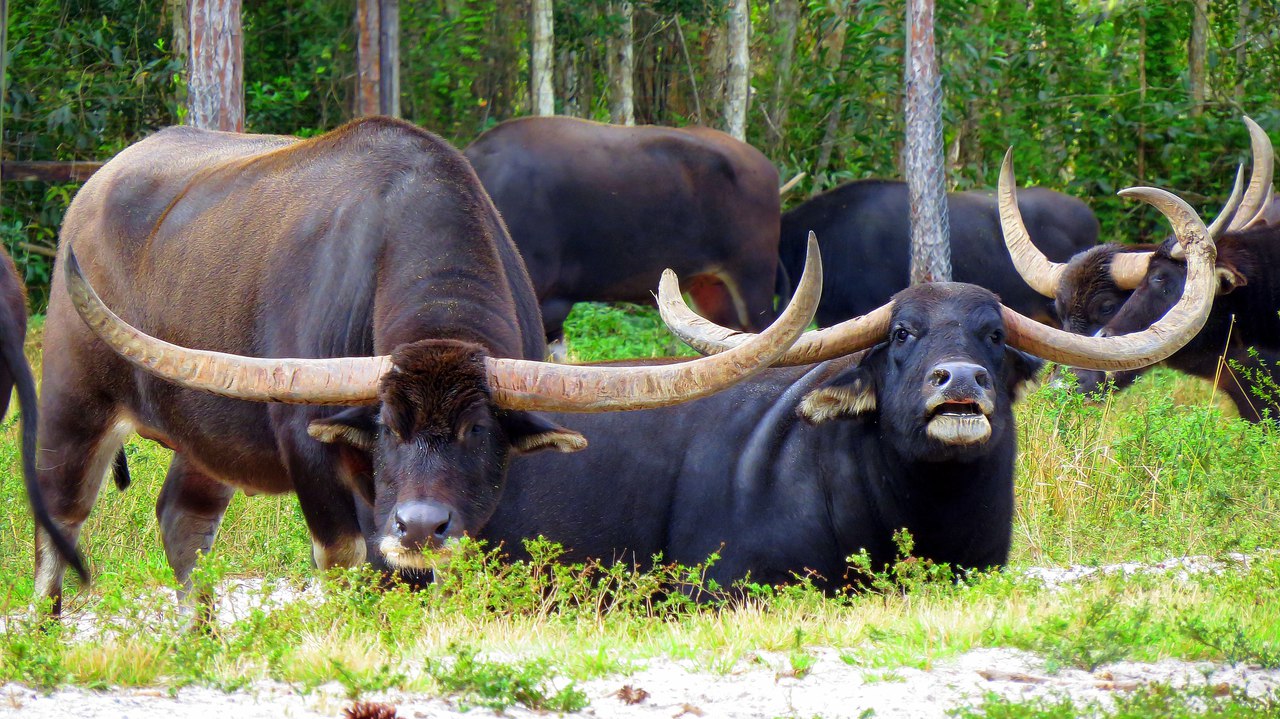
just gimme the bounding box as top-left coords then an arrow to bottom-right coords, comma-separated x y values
1099,300 -> 1116,317
989,329 -> 1005,345
893,327 -> 911,344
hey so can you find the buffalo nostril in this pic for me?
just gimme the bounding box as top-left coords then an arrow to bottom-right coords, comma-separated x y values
975,369 -> 991,389
931,368 -> 951,386
392,501 -> 454,551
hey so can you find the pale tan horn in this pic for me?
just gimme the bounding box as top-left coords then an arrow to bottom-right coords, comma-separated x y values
1206,163 -> 1247,238
658,231 -> 893,366
998,148 -> 1067,298
67,240 -> 823,412
65,251 -> 393,405
663,191 -> 1216,374
1001,187 -> 1217,371
1229,115 -> 1274,232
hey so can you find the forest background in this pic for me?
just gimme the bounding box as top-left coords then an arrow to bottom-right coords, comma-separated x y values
4,0 -> 1280,307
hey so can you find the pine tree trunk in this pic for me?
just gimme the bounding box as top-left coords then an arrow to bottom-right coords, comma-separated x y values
380,0 -> 400,117
607,1 -> 635,125
814,0 -> 851,187
1235,0 -> 1249,102
187,0 -> 243,131
1189,0 -> 1207,116
530,0 -> 555,115
724,0 -> 750,140
904,0 -> 950,284
355,0 -> 381,116
769,0 -> 798,148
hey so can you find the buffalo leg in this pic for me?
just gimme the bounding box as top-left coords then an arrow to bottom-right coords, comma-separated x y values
156,455 -> 235,599
33,390 -> 132,615
280,433 -> 366,571
540,298 -> 575,344
722,260 -> 782,332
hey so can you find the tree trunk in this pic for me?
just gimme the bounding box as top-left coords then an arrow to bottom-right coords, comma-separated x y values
814,0 -> 851,189
904,0 -> 950,284
769,0 -> 798,148
560,47 -> 580,117
380,0 -> 400,117
187,0 -> 243,131
530,0 -> 555,115
1,0 -> 8,207
1235,0 -> 1249,102
1189,0 -> 1207,116
607,1 -> 635,125
355,0 -> 381,116
724,0 -> 750,140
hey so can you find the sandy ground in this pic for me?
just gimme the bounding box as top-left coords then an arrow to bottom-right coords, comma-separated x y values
2,648 -> 1277,718
1,554 -> 1275,718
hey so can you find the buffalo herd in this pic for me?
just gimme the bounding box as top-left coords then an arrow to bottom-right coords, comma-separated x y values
13,110 -> 1266,612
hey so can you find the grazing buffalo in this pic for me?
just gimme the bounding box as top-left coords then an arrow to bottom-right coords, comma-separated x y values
778,180 -> 1098,327
1002,117 -> 1279,418
465,116 -> 782,341
35,117 -> 821,614
479,188 -> 1219,591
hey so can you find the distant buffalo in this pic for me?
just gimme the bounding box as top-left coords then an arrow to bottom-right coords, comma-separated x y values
1003,117 -> 1280,420
779,180 -> 1098,327
466,116 -> 782,341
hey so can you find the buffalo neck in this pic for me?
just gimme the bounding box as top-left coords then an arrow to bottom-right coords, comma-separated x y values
819,416 -> 1016,574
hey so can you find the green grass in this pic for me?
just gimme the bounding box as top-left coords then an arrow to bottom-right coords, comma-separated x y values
1,303 -> 1279,716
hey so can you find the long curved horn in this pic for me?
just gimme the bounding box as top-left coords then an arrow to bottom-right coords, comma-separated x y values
484,237 -> 822,411
1001,187 -> 1217,371
65,251 -> 393,405
662,190 -> 1216,374
998,148 -> 1067,298
67,240 -> 824,412
1207,163 -> 1247,238
659,231 -> 893,366
1228,115 -> 1274,232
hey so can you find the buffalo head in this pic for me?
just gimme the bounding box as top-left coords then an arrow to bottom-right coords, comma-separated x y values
999,118 -> 1272,390
797,283 -> 1040,463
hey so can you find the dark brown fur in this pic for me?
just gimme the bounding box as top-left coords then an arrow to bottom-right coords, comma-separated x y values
465,116 -> 782,340
34,117 -> 568,611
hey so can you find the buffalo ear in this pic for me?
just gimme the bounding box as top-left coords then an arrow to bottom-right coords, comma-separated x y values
308,407 -> 377,505
498,411 -> 588,454
1004,348 -> 1044,404
798,365 -> 878,425
1216,264 -> 1248,294
308,407 -> 378,450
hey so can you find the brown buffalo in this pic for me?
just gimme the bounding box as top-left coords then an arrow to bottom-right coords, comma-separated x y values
34,117 -> 821,614
465,117 -> 782,341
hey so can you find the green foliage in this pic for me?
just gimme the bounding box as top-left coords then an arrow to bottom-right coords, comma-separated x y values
425,644 -> 588,712
1020,593 -> 1159,672
951,684 -> 1280,719
561,302 -> 698,362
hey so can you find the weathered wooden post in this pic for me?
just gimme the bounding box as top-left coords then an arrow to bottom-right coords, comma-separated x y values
904,0 -> 950,284
187,0 -> 244,131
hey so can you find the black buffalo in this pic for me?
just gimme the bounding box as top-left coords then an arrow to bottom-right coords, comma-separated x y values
477,180 -> 1219,590
465,116 -> 782,341
483,283 -> 1042,587
35,117 -> 816,614
1001,118 -> 1277,415
779,180 -> 1098,328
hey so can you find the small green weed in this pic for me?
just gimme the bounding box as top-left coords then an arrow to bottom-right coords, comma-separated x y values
950,683 -> 1280,718
1020,593 -> 1158,672
425,643 -> 587,712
